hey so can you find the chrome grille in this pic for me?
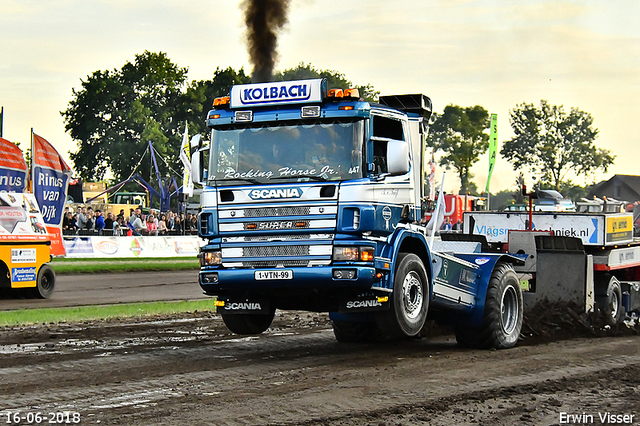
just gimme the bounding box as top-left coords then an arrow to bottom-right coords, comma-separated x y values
219,198 -> 337,269
243,245 -> 309,257
242,260 -> 309,267
244,206 -> 311,217
244,234 -> 311,241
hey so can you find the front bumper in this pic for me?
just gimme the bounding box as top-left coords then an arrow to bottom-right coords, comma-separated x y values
199,265 -> 379,295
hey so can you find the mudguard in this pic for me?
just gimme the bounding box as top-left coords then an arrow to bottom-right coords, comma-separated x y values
330,226 -> 433,324
379,225 -> 434,293
453,253 -> 525,327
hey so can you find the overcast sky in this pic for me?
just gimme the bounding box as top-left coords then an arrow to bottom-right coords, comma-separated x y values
1,0 -> 638,194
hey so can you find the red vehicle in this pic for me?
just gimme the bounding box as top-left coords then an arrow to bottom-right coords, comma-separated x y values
422,194 -> 485,228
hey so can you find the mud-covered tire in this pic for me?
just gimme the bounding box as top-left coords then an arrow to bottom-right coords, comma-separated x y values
331,320 -> 381,343
596,274 -> 623,326
221,309 -> 275,335
32,264 -> 55,299
375,253 -> 429,339
455,262 -> 522,349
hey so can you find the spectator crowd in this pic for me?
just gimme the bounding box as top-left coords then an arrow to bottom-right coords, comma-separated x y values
62,206 -> 199,236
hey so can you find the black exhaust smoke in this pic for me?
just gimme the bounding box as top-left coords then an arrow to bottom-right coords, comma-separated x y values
243,0 -> 290,83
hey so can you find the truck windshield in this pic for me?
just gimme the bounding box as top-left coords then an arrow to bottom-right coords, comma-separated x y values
208,119 -> 364,186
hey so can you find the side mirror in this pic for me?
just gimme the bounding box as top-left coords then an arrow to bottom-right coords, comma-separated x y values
191,150 -> 203,185
386,139 -> 409,176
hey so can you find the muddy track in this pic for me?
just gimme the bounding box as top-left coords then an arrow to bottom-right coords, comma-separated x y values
0,312 -> 639,425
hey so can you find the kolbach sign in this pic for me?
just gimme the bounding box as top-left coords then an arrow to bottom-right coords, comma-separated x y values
230,79 -> 325,108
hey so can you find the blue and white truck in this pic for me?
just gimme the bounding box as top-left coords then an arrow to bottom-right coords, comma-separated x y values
192,78 -> 524,348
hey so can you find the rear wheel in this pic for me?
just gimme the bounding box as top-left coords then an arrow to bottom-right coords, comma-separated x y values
455,262 -> 522,349
375,253 -> 429,339
31,265 -> 55,299
596,274 -> 623,326
221,309 -> 276,335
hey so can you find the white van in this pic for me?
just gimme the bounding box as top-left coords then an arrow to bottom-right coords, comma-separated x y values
533,190 -> 576,212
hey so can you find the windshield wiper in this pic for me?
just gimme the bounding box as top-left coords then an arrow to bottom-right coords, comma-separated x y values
300,175 -> 329,182
212,177 -> 261,186
269,175 -> 329,182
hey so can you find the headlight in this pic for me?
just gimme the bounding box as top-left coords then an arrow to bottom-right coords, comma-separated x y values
199,250 -> 222,266
332,246 -> 374,262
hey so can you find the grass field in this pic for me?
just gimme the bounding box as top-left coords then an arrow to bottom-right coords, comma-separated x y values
0,299 -> 217,326
0,257 -> 206,326
51,256 -> 200,274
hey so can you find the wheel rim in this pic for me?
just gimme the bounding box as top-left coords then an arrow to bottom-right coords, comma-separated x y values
501,285 -> 518,335
609,289 -> 619,319
40,273 -> 53,291
402,271 -> 424,320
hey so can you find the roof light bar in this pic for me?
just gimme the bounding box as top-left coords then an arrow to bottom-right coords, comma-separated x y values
328,88 -> 344,98
213,96 -> 231,108
328,87 -> 359,101
343,88 -> 360,99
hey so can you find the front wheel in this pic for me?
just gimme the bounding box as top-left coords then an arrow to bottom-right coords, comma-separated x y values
375,253 -> 429,339
456,262 -> 522,349
31,264 -> 55,299
221,309 -> 276,335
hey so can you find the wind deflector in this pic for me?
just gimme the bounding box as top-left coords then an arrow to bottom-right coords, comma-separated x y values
379,94 -> 433,120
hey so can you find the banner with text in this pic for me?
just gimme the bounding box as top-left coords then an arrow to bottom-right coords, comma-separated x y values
63,235 -> 204,258
484,113 -> 498,194
428,149 -> 436,201
179,123 -> 194,197
0,137 -> 28,192
32,133 -> 72,256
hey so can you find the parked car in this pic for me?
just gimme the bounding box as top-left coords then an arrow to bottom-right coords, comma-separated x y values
533,189 -> 576,212
503,203 -> 528,212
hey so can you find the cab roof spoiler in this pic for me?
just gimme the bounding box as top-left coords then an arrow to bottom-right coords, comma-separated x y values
378,94 -> 433,121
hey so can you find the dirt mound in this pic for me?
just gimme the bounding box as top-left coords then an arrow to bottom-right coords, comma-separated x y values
520,300 -> 640,345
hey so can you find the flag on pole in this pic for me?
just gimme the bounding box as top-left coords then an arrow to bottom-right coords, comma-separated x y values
427,171 -> 447,250
179,123 -> 194,197
484,113 -> 498,194
428,149 -> 436,201
0,137 -> 28,192
31,132 -> 72,256
424,194 -> 445,235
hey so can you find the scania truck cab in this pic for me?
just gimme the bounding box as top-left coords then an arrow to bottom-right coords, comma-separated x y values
193,78 -> 524,348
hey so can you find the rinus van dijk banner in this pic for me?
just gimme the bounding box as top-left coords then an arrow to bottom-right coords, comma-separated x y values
0,137 -> 28,192
32,133 -> 72,256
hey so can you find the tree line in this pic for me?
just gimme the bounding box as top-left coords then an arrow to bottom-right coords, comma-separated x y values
62,51 -> 614,203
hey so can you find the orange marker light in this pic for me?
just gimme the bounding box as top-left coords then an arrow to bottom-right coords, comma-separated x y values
360,248 -> 374,262
328,88 -> 344,98
343,88 -> 360,98
213,96 -> 230,107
